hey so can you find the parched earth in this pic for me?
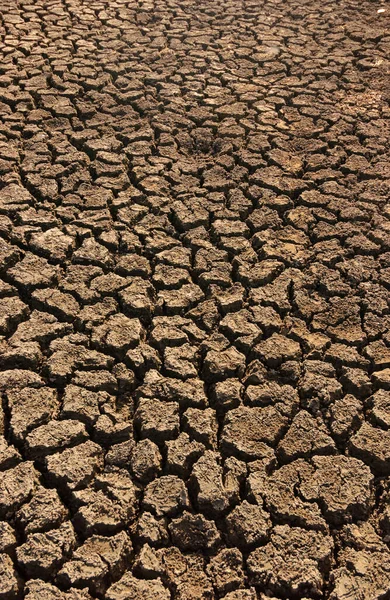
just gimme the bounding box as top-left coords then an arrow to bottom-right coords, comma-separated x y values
0,0 -> 390,598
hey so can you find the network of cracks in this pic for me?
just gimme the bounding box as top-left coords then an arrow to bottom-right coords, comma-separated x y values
0,0 -> 390,598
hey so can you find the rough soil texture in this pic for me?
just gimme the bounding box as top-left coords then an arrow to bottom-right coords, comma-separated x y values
0,0 -> 390,598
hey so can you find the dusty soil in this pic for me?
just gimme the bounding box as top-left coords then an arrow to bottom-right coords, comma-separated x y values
0,0 -> 390,598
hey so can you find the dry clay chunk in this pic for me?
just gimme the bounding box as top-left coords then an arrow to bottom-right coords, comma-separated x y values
368,390 -> 390,429
206,548 -> 244,595
191,450 -> 235,515
299,455 -> 373,524
45,441 -> 104,491
165,432 -> 204,477
0,553 -> 21,599
223,591 -> 257,600
0,461 -> 39,518
136,512 -> 169,547
203,347 -> 246,382
248,525 -> 333,597
133,543 -> 163,579
137,371 -> 208,409
249,456 -> 373,528
169,513 -> 221,551
254,333 -> 302,367
143,475 -> 189,517
58,531 -> 132,596
248,460 -> 326,531
221,406 -> 288,459
183,407 -> 218,448
60,385 -> 108,426
16,486 -> 67,533
106,573 -> 170,600
349,422 -> 390,474
16,521 -> 76,578
31,289 -> 79,322
225,500 -> 271,549
91,313 -> 144,356
330,548 -> 390,600
7,253 -> 59,289
0,296 -> 28,335
130,439 -> 161,483
72,469 -> 137,535
25,419 -> 88,458
25,579 -> 93,599
0,437 -> 20,470
0,522 -> 17,554
277,410 -> 336,462
8,387 -> 59,442
135,398 -> 180,442
0,370 -> 43,392
29,227 -> 75,261
162,546 -> 214,599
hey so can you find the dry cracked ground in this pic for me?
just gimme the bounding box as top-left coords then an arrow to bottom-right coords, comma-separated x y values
0,0 -> 390,599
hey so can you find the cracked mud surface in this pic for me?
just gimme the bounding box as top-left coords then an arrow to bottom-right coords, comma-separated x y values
0,0 -> 390,598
